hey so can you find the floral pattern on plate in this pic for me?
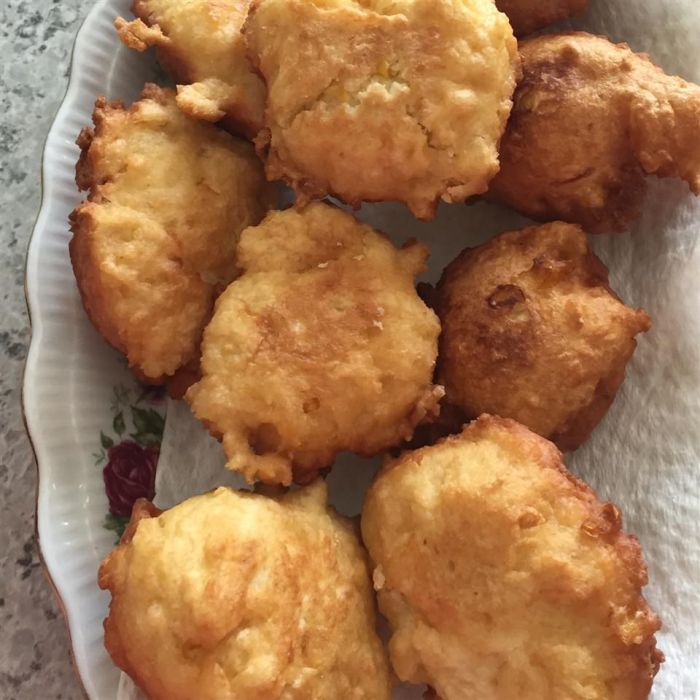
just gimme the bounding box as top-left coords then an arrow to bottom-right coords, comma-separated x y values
93,383 -> 166,539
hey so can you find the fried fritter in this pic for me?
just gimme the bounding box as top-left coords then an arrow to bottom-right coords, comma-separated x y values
70,85 -> 272,382
496,0 -> 587,37
243,0 -> 519,219
99,480 -> 392,700
362,416 -> 663,700
186,202 -> 443,485
435,222 -> 650,451
115,0 -> 265,138
489,32 -> 700,232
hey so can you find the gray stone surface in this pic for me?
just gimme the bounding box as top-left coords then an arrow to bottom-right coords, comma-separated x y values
0,1 -> 92,698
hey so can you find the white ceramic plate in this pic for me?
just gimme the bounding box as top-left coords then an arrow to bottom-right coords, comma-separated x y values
23,2 -> 166,697
24,0 -> 700,698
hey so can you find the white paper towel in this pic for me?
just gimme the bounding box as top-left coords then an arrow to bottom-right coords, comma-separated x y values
117,0 -> 700,697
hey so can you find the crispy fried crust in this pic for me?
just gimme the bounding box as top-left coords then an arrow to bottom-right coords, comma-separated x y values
118,498 -> 162,545
115,0 -> 265,139
243,0 -> 519,219
496,0 -> 587,36
435,222 -> 650,450
489,32 -> 700,232
362,416 -> 663,700
99,481 -> 392,700
70,85 -> 273,382
186,202 -> 443,485
69,202 -> 213,383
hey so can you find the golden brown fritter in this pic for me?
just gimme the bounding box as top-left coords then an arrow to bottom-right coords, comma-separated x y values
99,481 -> 392,700
244,0 -> 519,219
186,202 -> 443,485
489,32 -> 700,232
362,416 -> 663,700
115,0 -> 265,138
496,0 -> 587,37
435,222 -> 650,451
70,85 -> 272,382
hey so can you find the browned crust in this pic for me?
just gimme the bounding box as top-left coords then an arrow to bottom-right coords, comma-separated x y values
117,2 -> 263,139
69,86 -> 179,385
378,414 -> 663,695
549,354 -> 629,450
68,204 -> 128,363
242,0 -> 518,220
491,32 -> 645,233
98,498 -> 162,696
475,417 -> 664,694
437,221 -> 621,304
395,397 -> 466,453
97,500 -> 162,595
251,125 -> 419,219
69,199 -> 212,384
75,85 -> 172,193
434,223 -> 651,450
68,97 -> 126,360
121,498 -> 163,546
496,0 -> 588,37
69,198 -> 210,384
75,126 -> 97,191
165,356 -> 202,399
115,13 -> 192,86
490,31 -> 700,232
129,0 -> 195,85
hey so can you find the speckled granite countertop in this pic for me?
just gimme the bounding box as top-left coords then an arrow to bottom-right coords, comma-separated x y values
1,1 -> 92,698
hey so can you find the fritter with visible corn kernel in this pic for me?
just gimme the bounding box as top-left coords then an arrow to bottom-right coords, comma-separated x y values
436,222 -> 650,450
244,0 -> 519,218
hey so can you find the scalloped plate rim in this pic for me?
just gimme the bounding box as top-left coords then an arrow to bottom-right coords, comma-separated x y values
23,1 -> 148,698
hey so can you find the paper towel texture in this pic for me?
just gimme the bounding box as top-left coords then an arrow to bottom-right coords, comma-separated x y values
116,0 -> 700,697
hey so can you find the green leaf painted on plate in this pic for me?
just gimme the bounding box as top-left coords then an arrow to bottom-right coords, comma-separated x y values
110,384 -> 131,415
100,431 -> 114,449
135,384 -> 166,406
131,407 -> 164,441
113,411 -> 125,436
129,431 -> 162,448
103,513 -> 129,542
